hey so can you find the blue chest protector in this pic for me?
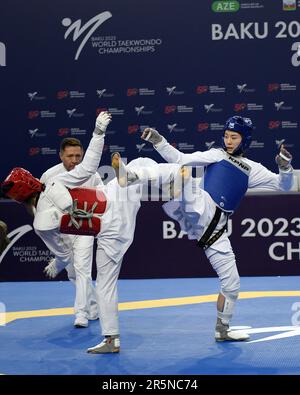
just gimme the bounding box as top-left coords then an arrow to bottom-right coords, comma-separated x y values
203,155 -> 251,212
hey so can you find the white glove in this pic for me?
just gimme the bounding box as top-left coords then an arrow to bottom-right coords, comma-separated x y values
44,258 -> 60,279
141,128 -> 163,146
275,146 -> 293,171
95,111 -> 112,135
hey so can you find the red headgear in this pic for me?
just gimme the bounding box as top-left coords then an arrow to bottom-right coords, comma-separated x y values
1,167 -> 43,203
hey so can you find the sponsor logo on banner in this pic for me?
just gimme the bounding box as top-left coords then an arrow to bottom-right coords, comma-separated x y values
211,1 -> 240,13
27,92 -> 46,101
234,103 -> 247,112
127,88 -> 138,96
71,128 -> 87,135
268,120 -> 298,129
167,123 -> 186,133
139,88 -> 155,96
28,111 -> 40,119
96,89 -> 114,98
41,148 -> 57,155
164,105 -> 176,114
66,108 -> 84,118
204,104 -> 222,113
209,85 -> 226,93
269,121 -> 281,129
274,101 -> 293,111
247,103 -> 263,111
128,125 -> 140,134
134,106 -> 152,115
166,86 -> 184,95
28,129 -> 46,138
268,83 -> 280,92
61,11 -> 162,60
237,83 -> 255,93
0,42 -> 6,66
269,83 -> 297,92
234,103 -> 263,112
57,90 -> 69,99
29,147 -> 40,156
283,0 -> 296,11
198,123 -> 210,132
126,88 -> 155,96
250,140 -> 265,149
198,122 -> 224,132
29,147 -> 57,156
28,110 -> 56,119
211,122 -> 225,130
58,128 -> 70,136
282,121 -> 298,128
280,83 -> 297,91
69,90 -> 86,99
196,85 -> 208,94
177,105 -> 194,113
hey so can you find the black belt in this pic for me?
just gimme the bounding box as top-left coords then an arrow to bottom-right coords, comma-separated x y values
197,206 -> 228,250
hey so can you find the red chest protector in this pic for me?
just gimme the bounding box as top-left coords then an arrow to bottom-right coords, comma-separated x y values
59,188 -> 107,236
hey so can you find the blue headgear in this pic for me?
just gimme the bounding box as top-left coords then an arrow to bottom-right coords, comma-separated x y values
222,116 -> 253,156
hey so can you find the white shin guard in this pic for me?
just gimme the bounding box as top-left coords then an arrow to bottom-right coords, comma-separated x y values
217,292 -> 238,325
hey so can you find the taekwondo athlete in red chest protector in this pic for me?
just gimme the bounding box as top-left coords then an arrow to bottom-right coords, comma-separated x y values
1,111 -> 156,354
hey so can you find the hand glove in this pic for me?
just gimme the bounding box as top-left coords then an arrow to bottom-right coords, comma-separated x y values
141,128 -> 163,146
95,111 -> 112,135
44,258 -> 60,279
275,145 -> 293,171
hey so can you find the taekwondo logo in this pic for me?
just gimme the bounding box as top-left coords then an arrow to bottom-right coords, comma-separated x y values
204,104 -> 214,113
62,11 -> 113,60
135,106 -> 145,116
28,92 -> 38,101
275,101 -> 284,111
274,101 -> 293,111
0,42 -> 6,67
29,129 -> 39,138
237,83 -> 255,93
97,89 -> 106,98
28,92 -> 46,101
67,109 -> 76,117
167,123 -> 185,133
0,225 -> 33,264
205,141 -> 215,149
136,143 -> 146,152
237,84 -> 247,93
66,108 -> 84,118
166,86 -> 176,95
166,86 -> 184,96
167,124 -> 177,133
96,89 -> 114,98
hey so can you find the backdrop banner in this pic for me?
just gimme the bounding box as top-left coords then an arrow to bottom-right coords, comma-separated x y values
0,194 -> 299,281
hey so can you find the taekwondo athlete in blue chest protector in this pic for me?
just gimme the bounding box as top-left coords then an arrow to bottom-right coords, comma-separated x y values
114,115 -> 294,342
